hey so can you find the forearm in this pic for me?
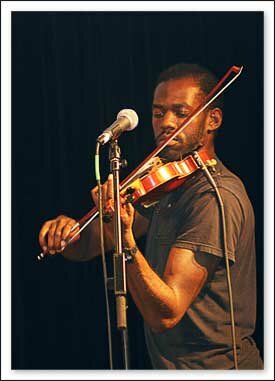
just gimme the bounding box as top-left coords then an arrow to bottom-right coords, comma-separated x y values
62,219 -> 114,261
61,210 -> 148,262
124,232 -> 179,332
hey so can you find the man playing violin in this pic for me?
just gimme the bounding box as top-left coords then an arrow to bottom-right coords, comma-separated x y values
38,63 -> 263,369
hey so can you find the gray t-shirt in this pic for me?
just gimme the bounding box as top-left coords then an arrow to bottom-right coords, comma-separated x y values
136,158 -> 262,369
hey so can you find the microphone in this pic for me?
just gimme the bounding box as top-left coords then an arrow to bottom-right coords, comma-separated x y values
97,109 -> 139,145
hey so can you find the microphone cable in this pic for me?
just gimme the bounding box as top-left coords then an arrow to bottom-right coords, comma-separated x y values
193,151 -> 239,369
95,142 -> 113,369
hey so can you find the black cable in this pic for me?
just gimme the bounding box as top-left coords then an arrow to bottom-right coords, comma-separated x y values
193,151 -> 239,369
95,142 -> 113,369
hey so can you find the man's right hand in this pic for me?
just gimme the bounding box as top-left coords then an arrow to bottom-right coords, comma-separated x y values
38,215 -> 79,255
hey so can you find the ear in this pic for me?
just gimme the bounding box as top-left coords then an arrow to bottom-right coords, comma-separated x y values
206,108 -> 223,133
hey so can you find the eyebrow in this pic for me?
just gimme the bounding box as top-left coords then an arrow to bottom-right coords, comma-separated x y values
152,103 -> 191,109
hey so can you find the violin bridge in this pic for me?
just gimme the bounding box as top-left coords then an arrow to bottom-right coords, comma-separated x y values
135,156 -> 163,178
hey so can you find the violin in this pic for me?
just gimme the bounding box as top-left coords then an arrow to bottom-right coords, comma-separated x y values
121,151 -> 216,208
37,65 -> 243,260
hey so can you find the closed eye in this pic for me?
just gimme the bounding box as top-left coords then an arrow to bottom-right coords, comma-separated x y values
153,110 -> 165,118
175,112 -> 189,118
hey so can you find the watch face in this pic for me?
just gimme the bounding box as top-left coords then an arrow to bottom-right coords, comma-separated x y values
124,246 -> 137,254
124,245 -> 138,263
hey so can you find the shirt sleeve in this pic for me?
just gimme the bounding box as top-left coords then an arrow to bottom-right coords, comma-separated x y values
174,188 -> 244,263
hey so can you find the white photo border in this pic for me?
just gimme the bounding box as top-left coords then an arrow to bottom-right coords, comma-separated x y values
1,1 -> 274,380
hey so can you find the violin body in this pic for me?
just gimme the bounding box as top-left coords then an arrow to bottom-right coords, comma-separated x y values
122,151 -> 216,207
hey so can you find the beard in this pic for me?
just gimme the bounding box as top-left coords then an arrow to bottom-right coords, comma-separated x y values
158,127 -> 206,162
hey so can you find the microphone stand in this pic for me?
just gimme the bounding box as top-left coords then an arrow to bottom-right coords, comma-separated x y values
109,139 -> 130,369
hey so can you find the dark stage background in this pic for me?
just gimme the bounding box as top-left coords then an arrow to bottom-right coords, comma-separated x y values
12,12 -> 263,369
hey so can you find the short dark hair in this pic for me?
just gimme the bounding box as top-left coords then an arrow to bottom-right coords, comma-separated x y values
155,63 -> 224,111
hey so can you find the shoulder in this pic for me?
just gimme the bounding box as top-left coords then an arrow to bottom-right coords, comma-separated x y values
214,159 -> 254,219
172,158 -> 254,229
180,158 -> 252,206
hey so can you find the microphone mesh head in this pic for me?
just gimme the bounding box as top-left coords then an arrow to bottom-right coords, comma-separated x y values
117,109 -> 139,131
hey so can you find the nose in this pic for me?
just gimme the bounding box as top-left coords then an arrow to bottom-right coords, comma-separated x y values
159,111 -> 178,135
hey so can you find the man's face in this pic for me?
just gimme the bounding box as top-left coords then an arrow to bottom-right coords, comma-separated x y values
152,77 -> 209,161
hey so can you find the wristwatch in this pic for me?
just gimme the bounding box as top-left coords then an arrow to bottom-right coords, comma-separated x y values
123,245 -> 138,263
